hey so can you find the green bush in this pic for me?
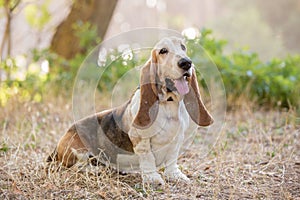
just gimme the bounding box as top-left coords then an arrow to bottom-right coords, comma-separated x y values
186,29 -> 300,108
0,27 -> 299,109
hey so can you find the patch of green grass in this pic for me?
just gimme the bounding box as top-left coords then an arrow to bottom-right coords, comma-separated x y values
0,142 -> 9,152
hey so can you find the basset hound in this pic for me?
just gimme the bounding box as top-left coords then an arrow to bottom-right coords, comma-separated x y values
47,37 -> 213,186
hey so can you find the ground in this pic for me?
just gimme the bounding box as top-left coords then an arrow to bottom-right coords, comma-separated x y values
0,98 -> 299,199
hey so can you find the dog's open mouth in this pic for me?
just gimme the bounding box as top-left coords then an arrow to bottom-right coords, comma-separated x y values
165,72 -> 190,96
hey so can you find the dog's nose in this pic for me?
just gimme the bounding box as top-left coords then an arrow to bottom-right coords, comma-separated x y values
178,57 -> 192,70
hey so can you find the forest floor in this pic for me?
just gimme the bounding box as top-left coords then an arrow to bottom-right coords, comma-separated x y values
0,97 -> 299,199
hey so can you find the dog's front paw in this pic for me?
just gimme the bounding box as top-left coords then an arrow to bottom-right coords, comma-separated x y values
164,168 -> 190,183
142,172 -> 165,186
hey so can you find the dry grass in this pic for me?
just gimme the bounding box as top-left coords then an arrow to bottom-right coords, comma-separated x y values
0,97 -> 299,199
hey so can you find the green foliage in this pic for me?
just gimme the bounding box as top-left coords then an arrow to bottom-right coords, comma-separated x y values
72,21 -> 101,51
0,141 -> 9,153
0,27 -> 299,109
0,21 -> 100,105
97,48 -> 148,92
24,0 -> 51,30
186,28 -> 300,108
0,0 -> 20,9
0,55 -> 48,105
28,21 -> 102,95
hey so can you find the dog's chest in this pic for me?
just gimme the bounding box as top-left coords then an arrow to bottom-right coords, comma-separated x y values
149,102 -> 187,146
148,101 -> 189,166
129,91 -> 190,145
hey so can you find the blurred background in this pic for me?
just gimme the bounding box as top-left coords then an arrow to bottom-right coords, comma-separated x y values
1,1 -> 299,198
0,0 -> 299,110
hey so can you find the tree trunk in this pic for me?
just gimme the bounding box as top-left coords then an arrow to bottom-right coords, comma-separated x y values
0,0 -> 14,62
50,0 -> 118,59
0,0 -> 20,81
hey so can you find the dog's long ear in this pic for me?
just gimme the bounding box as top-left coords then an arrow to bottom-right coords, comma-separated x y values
184,68 -> 214,126
133,50 -> 159,129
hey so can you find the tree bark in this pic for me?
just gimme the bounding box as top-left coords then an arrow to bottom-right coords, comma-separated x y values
50,0 -> 118,59
0,0 -> 19,62
0,0 -> 20,81
0,5 -> 11,62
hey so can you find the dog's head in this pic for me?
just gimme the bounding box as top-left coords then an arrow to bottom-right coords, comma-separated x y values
133,37 -> 214,129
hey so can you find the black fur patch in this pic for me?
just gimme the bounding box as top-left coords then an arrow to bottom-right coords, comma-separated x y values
46,148 -> 58,162
99,105 -> 134,153
165,78 -> 176,92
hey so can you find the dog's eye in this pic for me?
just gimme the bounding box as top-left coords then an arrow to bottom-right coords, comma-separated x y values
181,44 -> 186,51
159,48 -> 168,55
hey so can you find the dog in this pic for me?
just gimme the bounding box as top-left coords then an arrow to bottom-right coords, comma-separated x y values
47,37 -> 213,186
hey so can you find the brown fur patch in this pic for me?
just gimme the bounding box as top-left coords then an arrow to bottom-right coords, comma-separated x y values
56,127 -> 87,167
51,101 -> 135,168
133,50 -> 159,129
184,68 -> 214,126
98,101 -> 134,153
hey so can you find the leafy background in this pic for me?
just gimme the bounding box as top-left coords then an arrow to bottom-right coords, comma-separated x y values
1,26 -> 299,111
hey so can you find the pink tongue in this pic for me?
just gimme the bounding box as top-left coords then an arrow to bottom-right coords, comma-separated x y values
174,77 -> 189,95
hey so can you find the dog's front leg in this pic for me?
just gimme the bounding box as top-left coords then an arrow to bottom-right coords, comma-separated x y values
163,133 -> 190,183
164,158 -> 190,183
132,137 -> 165,186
